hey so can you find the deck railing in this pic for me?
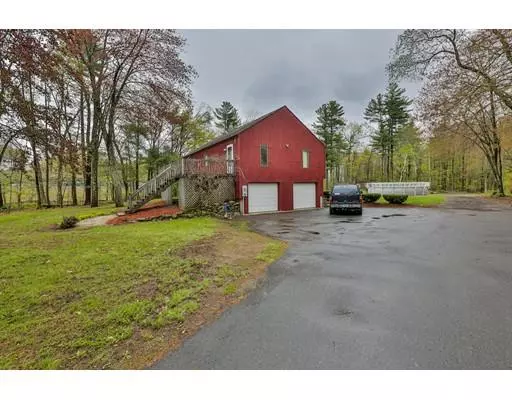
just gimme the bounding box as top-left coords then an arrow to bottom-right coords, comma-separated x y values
183,157 -> 236,176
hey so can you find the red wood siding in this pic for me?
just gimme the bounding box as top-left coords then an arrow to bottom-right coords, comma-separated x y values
186,106 -> 325,213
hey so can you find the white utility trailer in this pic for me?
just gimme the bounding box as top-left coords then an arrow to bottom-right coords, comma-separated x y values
366,182 -> 430,195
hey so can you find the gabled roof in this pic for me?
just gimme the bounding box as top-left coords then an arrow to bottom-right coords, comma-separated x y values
186,105 -> 325,157
186,106 -> 287,157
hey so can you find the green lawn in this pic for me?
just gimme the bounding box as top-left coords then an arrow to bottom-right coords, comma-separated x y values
375,194 -> 446,206
0,205 -> 285,369
405,194 -> 446,206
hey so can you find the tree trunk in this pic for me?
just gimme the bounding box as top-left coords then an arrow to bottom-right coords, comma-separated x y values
441,161 -> 447,191
366,152 -> 372,182
27,77 -> 46,208
44,147 -> 51,206
124,181 -> 129,201
483,147 -> 505,196
114,139 -> 130,201
71,171 -> 78,206
44,83 -> 50,206
135,131 -> 140,189
84,155 -> 92,205
105,115 -> 123,207
451,156 -> 455,192
17,172 -> 23,208
489,91 -> 505,196
480,158 -> 485,192
8,172 -> 13,210
29,139 -> 45,208
56,156 -> 64,207
90,89 -> 102,208
90,146 -> 99,207
461,149 -> 466,192
82,92 -> 92,206
496,146 -> 504,195
390,144 -> 394,181
0,135 -> 17,208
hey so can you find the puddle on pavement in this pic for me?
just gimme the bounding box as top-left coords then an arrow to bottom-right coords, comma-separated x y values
381,213 -> 407,218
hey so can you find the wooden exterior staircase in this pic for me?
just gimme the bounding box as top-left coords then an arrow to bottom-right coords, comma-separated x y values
126,160 -> 183,212
126,157 -> 235,212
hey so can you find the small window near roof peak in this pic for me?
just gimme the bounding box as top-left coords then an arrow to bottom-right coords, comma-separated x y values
302,150 -> 309,168
260,144 -> 268,167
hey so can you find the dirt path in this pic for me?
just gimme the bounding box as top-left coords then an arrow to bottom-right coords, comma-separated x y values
441,194 -> 512,211
76,215 -> 116,227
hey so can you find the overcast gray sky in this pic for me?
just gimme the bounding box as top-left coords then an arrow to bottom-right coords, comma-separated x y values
180,30 -> 420,125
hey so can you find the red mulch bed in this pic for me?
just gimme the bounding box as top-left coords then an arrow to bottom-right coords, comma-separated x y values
107,203 -> 182,225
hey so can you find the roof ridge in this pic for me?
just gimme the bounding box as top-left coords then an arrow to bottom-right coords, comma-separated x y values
185,105 -> 287,157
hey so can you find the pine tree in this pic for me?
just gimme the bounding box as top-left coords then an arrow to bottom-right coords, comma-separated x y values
213,101 -> 241,133
384,82 -> 412,179
364,93 -> 389,179
313,100 -> 347,186
364,84 -> 411,180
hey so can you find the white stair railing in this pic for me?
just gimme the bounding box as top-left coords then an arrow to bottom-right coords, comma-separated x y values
127,160 -> 182,209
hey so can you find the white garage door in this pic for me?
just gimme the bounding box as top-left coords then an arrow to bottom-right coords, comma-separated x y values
248,183 -> 278,213
293,183 -> 316,209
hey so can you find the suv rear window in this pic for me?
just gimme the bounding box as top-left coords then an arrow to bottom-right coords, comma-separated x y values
332,186 -> 359,195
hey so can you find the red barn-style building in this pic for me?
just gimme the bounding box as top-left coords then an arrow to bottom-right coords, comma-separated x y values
186,106 -> 326,214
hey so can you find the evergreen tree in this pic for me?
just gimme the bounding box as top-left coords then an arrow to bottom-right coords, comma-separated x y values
364,93 -> 389,178
213,101 -> 241,133
384,82 -> 412,179
364,84 -> 411,180
313,100 -> 347,171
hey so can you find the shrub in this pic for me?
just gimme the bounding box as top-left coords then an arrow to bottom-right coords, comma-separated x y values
383,194 -> 408,204
362,193 -> 381,203
59,216 -> 79,229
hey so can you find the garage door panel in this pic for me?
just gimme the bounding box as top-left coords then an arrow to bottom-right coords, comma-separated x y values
293,183 -> 316,209
248,183 -> 278,213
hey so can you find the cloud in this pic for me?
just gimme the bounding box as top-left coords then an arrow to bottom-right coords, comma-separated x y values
180,29 -> 418,124
334,68 -> 387,104
243,64 -> 320,114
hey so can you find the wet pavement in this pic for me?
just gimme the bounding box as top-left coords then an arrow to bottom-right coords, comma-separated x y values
154,198 -> 512,369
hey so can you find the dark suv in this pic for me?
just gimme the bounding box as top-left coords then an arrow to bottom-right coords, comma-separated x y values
329,184 -> 363,215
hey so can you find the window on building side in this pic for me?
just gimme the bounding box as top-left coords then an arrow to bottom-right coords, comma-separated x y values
260,144 -> 268,167
302,150 -> 309,168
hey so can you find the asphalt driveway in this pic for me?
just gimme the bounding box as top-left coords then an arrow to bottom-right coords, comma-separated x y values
154,197 -> 512,369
